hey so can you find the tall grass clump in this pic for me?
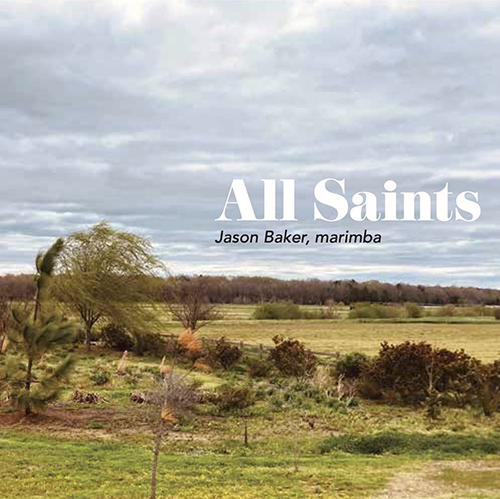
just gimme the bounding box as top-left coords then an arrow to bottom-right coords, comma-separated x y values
348,303 -> 404,320
253,302 -> 305,320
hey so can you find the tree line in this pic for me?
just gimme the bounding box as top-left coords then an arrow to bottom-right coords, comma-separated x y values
3,272 -> 500,306
170,276 -> 500,306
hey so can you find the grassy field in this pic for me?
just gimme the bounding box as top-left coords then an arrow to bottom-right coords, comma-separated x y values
189,320 -> 500,362
2,346 -> 500,498
155,304 -> 500,361
2,310 -> 500,498
188,304 -> 500,322
0,430 -> 420,499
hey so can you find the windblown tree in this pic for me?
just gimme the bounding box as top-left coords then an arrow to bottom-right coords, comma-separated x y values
1,238 -> 78,415
164,275 -> 222,331
53,222 -> 164,350
34,238 -> 64,321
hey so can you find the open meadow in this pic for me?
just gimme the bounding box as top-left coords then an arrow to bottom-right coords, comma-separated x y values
2,306 -> 500,498
163,304 -> 500,362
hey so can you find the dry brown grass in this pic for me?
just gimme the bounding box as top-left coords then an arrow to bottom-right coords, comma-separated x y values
191,320 -> 500,361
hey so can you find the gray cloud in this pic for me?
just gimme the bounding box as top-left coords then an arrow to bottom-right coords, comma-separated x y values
0,0 -> 499,286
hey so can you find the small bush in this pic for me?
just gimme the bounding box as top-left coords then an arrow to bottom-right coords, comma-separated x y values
90,367 -> 111,386
206,337 -> 242,370
247,359 -> 273,378
133,332 -> 168,357
214,385 -> 255,413
461,305 -> 494,317
101,324 -> 135,351
348,304 -> 404,320
347,304 -> 377,319
123,366 -> 143,387
434,304 -> 456,317
253,302 -> 304,320
473,360 -> 500,416
269,336 -> 317,379
334,352 -> 370,379
405,302 -> 423,318
367,341 -> 479,405
494,309 -> 500,320
357,378 -> 383,400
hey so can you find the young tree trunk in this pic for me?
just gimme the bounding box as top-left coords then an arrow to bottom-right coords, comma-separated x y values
24,357 -> 33,416
0,334 -> 6,353
150,424 -> 165,499
28,286 -> 40,415
85,323 -> 92,351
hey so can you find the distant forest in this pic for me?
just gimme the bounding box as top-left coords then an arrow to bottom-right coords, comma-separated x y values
2,273 -> 500,306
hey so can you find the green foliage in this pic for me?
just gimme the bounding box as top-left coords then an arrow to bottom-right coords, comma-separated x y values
319,431 -> 500,456
8,307 -> 76,360
495,308 -> 500,320
1,238 -> 78,414
268,336 -> 317,379
205,337 -> 242,370
459,305 -> 495,317
133,332 -> 169,357
213,384 -> 255,413
34,238 -> 64,310
334,352 -> 371,379
434,304 -> 456,317
405,302 -> 422,318
3,307 -> 77,413
253,302 -> 304,320
100,323 -> 135,351
348,304 -> 404,320
53,221 -> 163,349
90,366 -> 111,386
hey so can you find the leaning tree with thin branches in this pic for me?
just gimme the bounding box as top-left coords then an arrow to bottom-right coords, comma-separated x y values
53,222 -> 164,350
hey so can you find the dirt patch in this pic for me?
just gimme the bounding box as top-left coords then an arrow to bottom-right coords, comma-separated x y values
0,403 -> 214,443
0,403 -> 151,438
373,460 -> 500,499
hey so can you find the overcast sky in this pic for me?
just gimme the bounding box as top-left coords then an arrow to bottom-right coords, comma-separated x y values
1,0 -> 499,287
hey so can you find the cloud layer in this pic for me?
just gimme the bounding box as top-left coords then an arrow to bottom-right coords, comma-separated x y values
1,0 -> 499,286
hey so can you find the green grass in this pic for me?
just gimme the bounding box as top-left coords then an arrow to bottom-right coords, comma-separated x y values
0,431 -> 412,499
435,466 -> 500,491
3,309 -> 500,497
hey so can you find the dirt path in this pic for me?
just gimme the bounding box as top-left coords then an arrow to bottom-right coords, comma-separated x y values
373,460 -> 500,499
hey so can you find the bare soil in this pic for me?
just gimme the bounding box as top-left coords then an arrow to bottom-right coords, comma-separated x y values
374,460 -> 500,499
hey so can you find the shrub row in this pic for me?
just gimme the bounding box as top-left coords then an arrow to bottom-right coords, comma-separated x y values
334,341 -> 500,416
319,431 -> 500,455
99,323 -> 500,416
